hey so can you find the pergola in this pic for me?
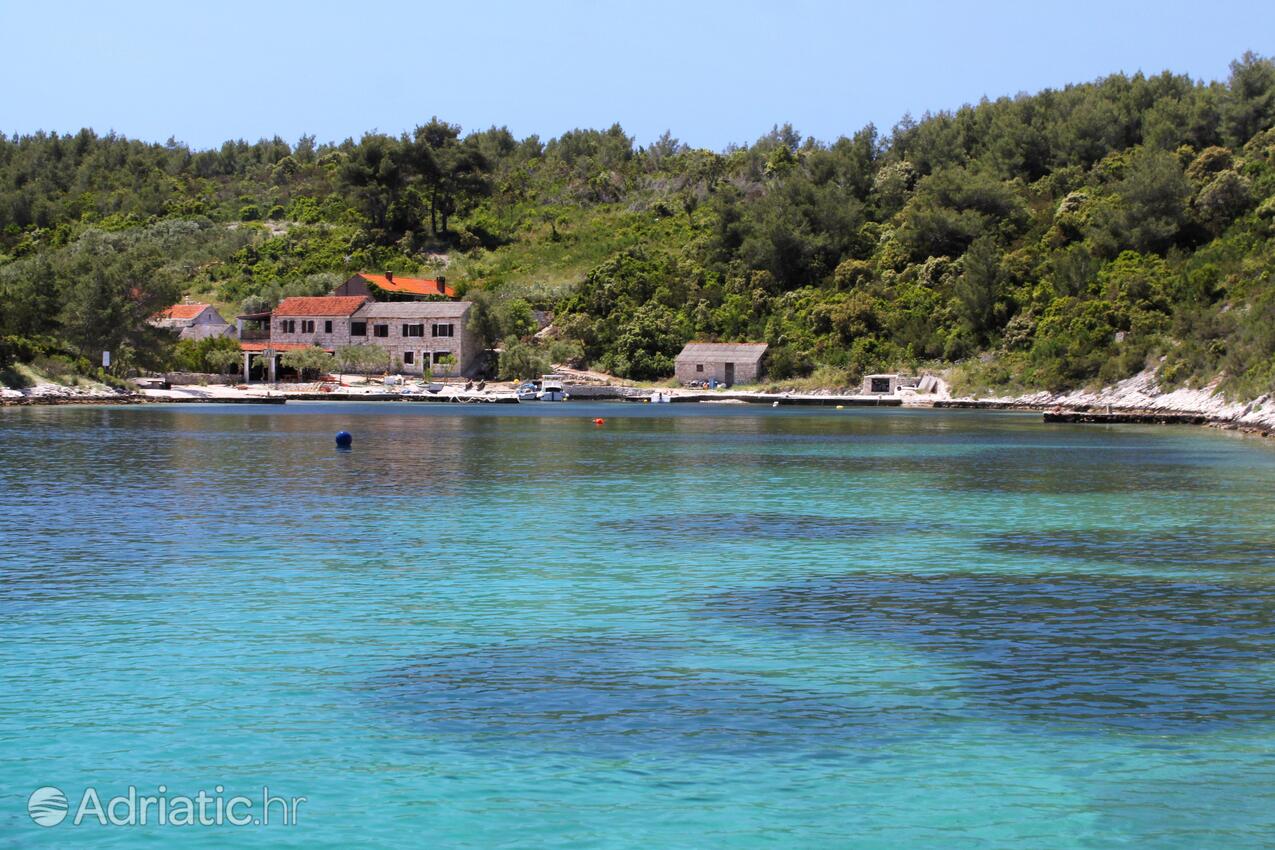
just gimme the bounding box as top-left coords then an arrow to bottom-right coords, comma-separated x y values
239,342 -> 331,383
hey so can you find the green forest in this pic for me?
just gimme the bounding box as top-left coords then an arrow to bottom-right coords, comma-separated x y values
3,53 -> 1275,394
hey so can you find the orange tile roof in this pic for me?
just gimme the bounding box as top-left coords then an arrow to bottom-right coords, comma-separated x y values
155,303 -> 210,320
273,296 -> 368,317
357,273 -> 455,298
240,342 -> 332,352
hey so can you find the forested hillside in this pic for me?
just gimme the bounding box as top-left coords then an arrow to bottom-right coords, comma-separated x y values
3,53 -> 1275,393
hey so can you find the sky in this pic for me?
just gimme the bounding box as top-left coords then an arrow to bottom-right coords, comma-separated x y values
4,0 -> 1274,151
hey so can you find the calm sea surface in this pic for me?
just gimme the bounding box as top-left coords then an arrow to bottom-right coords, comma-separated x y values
2,403 -> 1275,848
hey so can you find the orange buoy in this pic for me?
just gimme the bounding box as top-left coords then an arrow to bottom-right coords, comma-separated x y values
593,418 -> 606,425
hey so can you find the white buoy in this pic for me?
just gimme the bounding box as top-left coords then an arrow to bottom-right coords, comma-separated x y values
772,401 -> 779,408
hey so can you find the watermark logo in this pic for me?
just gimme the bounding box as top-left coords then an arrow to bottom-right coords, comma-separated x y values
25,785 -> 304,828
27,786 -> 69,827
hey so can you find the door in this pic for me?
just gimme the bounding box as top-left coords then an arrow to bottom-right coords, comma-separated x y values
724,362 -> 735,386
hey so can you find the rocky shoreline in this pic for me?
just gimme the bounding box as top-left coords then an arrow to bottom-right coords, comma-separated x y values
989,369 -> 1274,439
4,370 -> 1273,439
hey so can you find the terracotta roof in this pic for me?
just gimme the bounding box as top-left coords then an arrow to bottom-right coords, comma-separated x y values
155,303 -> 210,320
356,273 -> 455,298
273,296 -> 368,317
240,342 -> 333,352
676,342 -> 769,363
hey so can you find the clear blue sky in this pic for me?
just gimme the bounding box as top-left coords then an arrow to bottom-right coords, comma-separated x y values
5,0 -> 1273,151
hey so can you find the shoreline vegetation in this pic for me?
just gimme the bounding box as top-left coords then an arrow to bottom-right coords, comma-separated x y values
3,55 -> 1275,415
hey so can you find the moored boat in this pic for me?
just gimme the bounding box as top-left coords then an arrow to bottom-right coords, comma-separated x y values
537,376 -> 566,401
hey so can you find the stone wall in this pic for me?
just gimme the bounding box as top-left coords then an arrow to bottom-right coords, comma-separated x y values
163,372 -> 238,386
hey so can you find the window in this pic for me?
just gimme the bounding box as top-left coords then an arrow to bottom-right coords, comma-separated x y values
433,351 -> 451,364
403,351 -> 414,365
373,324 -> 389,338
351,322 -> 367,337
279,319 -> 296,334
301,320 -> 316,334
324,320 -> 333,334
403,323 -> 424,337
696,364 -> 704,372
431,323 -> 454,338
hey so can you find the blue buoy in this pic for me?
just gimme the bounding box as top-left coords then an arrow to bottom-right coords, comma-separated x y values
335,431 -> 353,449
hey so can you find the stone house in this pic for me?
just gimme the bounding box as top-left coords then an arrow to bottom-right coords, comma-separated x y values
151,302 -> 233,340
674,342 -> 768,387
269,296 -> 369,349
239,295 -> 477,381
352,301 -> 476,377
239,295 -> 367,382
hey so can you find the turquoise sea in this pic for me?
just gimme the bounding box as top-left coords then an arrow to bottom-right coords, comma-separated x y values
2,403 -> 1275,848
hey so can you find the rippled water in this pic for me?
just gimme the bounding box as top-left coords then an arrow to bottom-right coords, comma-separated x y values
2,403 -> 1275,848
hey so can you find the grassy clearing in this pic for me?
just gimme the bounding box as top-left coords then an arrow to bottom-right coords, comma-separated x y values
452,204 -> 695,302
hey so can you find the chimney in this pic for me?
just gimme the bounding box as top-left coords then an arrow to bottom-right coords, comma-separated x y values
384,271 -> 394,283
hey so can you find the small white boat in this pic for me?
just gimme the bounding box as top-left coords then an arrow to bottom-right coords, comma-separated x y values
515,381 -> 539,401
536,377 -> 566,402
649,390 -> 672,403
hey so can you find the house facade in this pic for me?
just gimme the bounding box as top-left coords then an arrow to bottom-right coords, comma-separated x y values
151,303 -> 233,340
352,301 -> 476,377
239,295 -> 367,382
674,342 -> 768,387
268,296 -> 369,349
239,295 -> 477,381
334,272 -> 455,301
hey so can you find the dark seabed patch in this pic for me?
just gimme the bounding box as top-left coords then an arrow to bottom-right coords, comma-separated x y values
985,529 -> 1275,570
598,512 -> 918,540
936,446 -> 1213,494
708,573 -> 1275,733
365,637 -> 928,755
732,446 -> 1212,494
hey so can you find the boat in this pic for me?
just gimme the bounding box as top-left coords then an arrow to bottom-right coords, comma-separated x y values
516,375 -> 567,401
536,375 -> 566,402
649,390 -> 672,403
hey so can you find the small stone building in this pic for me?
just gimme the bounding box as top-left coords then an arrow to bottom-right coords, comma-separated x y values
151,303 -> 233,340
674,342 -> 768,387
862,374 -> 930,394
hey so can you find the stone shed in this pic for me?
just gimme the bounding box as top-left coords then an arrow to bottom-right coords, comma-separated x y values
674,342 -> 768,387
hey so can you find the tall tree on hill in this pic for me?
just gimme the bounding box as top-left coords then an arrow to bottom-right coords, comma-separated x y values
409,119 -> 493,237
57,231 -> 181,369
340,134 -> 405,233
1222,52 -> 1275,147
955,235 -> 1005,346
